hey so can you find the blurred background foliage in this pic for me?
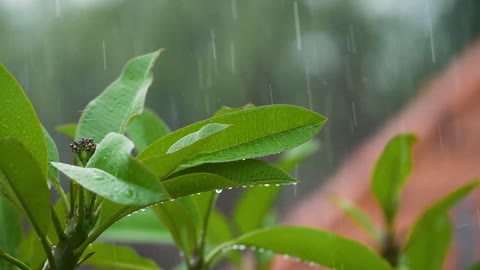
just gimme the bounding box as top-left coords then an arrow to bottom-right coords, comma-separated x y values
0,0 -> 479,266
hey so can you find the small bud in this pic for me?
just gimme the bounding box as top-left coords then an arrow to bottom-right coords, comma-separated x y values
70,138 -> 96,165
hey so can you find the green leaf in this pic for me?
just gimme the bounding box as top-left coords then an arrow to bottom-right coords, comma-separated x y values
52,133 -> 169,206
163,159 -> 296,198
126,108 -> 171,152
0,138 -> 51,240
233,140 -> 319,235
370,134 -> 416,224
468,262 -> 480,270
55,123 -> 77,139
76,50 -> 163,142
330,195 -> 382,243
400,180 -> 480,270
138,105 -> 326,170
42,127 -> 60,185
0,65 -> 48,180
100,208 -> 171,244
207,227 -> 392,270
82,242 -> 161,270
207,209 -> 242,267
0,197 -> 22,270
212,103 -> 256,117
167,123 -> 231,154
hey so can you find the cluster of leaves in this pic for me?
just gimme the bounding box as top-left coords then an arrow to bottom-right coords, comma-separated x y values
1,48 -> 478,270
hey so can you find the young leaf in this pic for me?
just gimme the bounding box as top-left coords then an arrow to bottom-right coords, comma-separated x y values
55,123 -> 77,139
330,195 -> 382,243
126,108 -> 171,152
76,50 -> 163,142
207,227 -> 393,270
0,197 -> 22,270
167,123 -> 231,154
0,65 -> 48,179
371,134 -> 416,225
137,105 -> 326,168
52,133 -> 169,206
42,127 -> 60,185
399,180 -> 480,270
100,208 -> 171,244
82,242 -> 161,270
0,138 -> 51,240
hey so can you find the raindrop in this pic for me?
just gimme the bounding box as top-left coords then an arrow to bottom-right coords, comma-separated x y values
215,189 -> 223,194
425,0 -> 436,63
210,29 -> 217,62
231,0 -> 237,20
351,101 -> 357,127
305,65 -> 313,109
293,1 -> 302,51
264,184 -> 270,187
102,40 -> 107,70
230,42 -> 236,72
55,0 -> 60,17
275,184 -> 280,187
268,83 -> 274,104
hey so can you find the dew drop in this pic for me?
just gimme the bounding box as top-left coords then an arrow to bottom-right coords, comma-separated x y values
264,184 -> 270,187
215,189 -> 223,193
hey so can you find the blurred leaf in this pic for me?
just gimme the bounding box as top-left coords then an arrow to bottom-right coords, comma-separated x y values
42,126 -> 60,185
0,65 -> 48,180
371,134 -> 416,224
55,123 -> 77,139
138,105 -> 326,169
330,195 -> 382,243
0,138 -> 51,239
212,103 -> 256,117
100,208 -> 171,244
207,209 -> 242,267
126,108 -> 171,152
468,262 -> 480,270
163,160 -> 296,198
52,133 -> 169,206
233,140 -> 319,235
76,50 -> 163,142
82,242 -> 161,269
400,180 -> 480,270
167,123 -> 231,153
0,197 -> 22,270
207,227 -> 392,270
152,197 -> 200,255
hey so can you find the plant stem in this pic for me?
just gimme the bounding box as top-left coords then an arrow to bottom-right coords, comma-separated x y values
191,192 -> 218,270
382,222 -> 399,266
0,249 -> 31,270
51,205 -> 67,241
51,179 -> 70,218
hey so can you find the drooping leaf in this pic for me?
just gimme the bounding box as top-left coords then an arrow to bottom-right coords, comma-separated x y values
207,227 -> 392,270
42,126 -> 60,185
76,50 -> 163,142
233,140 -> 319,235
126,108 -> 171,152
52,133 -> 169,206
163,159 -> 296,198
100,208 -> 171,244
55,123 -> 77,139
82,242 -> 161,270
330,195 -> 382,243
138,105 -> 326,170
400,180 -> 480,270
0,65 -> 48,179
0,138 -> 51,240
212,103 -> 256,117
0,197 -> 22,270
371,134 -> 416,224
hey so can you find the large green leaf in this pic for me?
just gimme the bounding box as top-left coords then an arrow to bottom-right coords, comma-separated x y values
0,138 -> 51,240
233,140 -> 319,235
126,108 -> 171,152
137,105 -> 326,170
82,242 -> 161,270
207,227 -> 392,270
76,50 -> 163,142
371,134 -> 416,224
52,133 -> 169,206
400,180 -> 480,270
55,123 -> 77,139
100,208 -> 171,244
163,159 -> 296,198
0,65 -> 48,179
0,197 -> 22,270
